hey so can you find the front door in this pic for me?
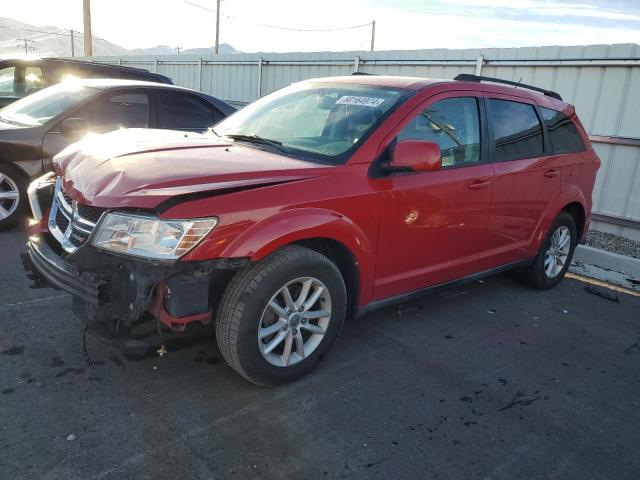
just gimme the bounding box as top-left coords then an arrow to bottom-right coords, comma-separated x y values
374,94 -> 494,300
42,90 -> 152,160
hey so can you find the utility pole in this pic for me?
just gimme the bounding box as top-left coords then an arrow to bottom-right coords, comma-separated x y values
70,30 -> 75,57
370,20 -> 376,52
16,38 -> 35,54
214,0 -> 221,54
176,46 -> 182,55
83,0 -> 93,56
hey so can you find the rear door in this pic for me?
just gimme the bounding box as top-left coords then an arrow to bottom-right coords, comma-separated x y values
155,90 -> 224,132
373,93 -> 495,300
0,63 -> 19,107
478,95 -> 562,270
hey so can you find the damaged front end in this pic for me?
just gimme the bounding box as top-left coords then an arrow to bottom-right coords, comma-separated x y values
22,176 -> 247,335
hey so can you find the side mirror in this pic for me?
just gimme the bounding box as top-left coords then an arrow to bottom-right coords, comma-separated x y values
58,117 -> 88,138
390,140 -> 442,172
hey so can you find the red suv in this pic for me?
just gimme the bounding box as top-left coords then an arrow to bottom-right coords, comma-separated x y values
23,74 -> 600,386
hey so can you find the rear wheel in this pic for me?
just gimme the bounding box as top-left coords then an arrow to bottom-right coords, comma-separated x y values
0,164 -> 27,230
216,245 -> 347,386
519,211 -> 576,290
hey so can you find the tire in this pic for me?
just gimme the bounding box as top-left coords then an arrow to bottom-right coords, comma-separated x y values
216,245 -> 347,386
519,211 -> 577,290
0,163 -> 27,230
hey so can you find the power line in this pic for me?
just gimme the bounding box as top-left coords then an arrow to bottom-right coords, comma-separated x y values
0,26 -> 76,37
181,0 -> 371,32
223,13 -> 372,32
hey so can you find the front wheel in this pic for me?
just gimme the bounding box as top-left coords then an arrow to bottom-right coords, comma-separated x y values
0,164 -> 27,230
519,211 -> 577,290
216,245 -> 347,386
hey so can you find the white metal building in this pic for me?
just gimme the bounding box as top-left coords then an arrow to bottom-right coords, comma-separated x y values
83,44 -> 640,240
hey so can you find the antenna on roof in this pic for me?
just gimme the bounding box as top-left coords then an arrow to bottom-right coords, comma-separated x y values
514,77 -> 523,89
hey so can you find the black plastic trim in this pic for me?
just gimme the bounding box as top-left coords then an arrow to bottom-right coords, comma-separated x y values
22,239 -> 101,303
454,74 -> 563,101
356,258 -> 532,317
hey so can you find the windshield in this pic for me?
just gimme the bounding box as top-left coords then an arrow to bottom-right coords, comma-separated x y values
215,82 -> 405,164
0,82 -> 96,126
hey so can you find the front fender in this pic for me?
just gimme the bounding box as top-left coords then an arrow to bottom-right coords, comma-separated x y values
191,208 -> 376,306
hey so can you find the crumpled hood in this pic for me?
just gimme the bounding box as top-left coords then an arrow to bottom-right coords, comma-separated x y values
53,128 -> 333,209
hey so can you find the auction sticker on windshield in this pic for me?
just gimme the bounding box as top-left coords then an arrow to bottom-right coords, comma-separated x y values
336,96 -> 386,107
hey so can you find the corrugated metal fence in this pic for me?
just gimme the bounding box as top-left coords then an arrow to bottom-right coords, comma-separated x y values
82,44 -> 640,240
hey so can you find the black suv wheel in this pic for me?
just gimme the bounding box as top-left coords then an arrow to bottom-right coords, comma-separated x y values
0,164 -> 27,230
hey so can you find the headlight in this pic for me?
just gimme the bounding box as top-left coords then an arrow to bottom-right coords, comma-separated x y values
91,213 -> 218,260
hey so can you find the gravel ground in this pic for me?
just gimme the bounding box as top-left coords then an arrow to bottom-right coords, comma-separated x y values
586,230 -> 640,260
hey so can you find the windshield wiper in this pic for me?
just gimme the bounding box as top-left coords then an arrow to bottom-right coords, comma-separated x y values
225,133 -> 290,153
0,115 -> 19,126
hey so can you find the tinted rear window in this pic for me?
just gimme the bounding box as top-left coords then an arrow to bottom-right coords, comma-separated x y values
490,99 -> 543,161
540,107 -> 585,154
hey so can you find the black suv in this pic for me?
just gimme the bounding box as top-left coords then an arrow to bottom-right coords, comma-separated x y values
0,58 -> 172,108
0,79 -> 235,228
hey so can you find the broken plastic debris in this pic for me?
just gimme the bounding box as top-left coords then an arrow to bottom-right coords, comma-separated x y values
66,434 -> 76,441
584,285 -> 619,303
157,345 -> 167,357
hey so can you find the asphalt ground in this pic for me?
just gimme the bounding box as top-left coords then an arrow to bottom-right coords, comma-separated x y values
1,222 -> 640,480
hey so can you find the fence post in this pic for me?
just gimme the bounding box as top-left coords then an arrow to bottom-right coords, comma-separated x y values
118,58 -> 122,66
475,54 -> 485,75
198,58 -> 203,91
353,56 -> 360,73
257,57 -> 263,99
154,58 -> 159,73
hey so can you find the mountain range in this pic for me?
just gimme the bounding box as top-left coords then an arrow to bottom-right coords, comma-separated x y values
0,17 -> 236,58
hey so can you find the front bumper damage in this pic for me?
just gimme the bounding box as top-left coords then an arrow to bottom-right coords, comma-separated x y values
22,233 -> 247,333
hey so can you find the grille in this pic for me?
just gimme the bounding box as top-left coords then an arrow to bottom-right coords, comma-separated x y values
54,207 -> 70,233
77,204 -> 107,224
48,178 -> 107,253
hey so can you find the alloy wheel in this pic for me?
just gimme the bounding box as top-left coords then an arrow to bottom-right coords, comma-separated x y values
258,276 -> 332,367
0,173 -> 20,221
544,226 -> 571,278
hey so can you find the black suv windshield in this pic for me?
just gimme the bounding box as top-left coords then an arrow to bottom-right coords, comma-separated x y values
0,81 -> 96,126
215,82 -> 406,164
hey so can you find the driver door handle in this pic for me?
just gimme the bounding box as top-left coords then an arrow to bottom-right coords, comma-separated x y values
468,179 -> 491,190
544,169 -> 561,178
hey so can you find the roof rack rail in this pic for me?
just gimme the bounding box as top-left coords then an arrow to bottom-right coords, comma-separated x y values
351,72 -> 374,76
454,73 -> 563,101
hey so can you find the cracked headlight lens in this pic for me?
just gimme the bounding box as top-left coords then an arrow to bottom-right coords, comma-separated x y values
92,213 -> 217,260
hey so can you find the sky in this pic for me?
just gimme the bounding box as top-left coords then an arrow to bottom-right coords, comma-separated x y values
2,0 -> 639,52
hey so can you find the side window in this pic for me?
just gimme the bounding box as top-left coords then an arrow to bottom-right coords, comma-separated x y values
398,97 -> 481,167
157,92 -> 222,131
24,66 -> 45,94
540,107 -> 585,154
0,66 -> 16,95
489,99 -> 543,161
74,92 -> 150,131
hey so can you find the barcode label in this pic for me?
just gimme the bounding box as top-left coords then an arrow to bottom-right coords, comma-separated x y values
335,96 -> 386,107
